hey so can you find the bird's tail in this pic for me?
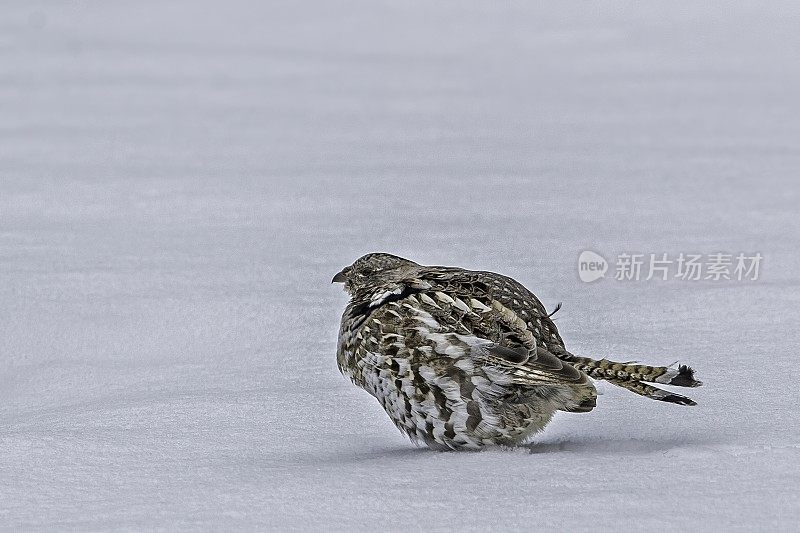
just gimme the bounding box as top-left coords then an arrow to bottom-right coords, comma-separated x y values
556,352 -> 702,406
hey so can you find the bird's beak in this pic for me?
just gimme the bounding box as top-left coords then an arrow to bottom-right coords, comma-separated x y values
332,269 -> 347,284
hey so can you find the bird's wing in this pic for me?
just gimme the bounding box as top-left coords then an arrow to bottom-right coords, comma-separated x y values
346,288 -> 595,417
419,267 -> 566,349
449,338 -> 591,388
377,289 -> 591,389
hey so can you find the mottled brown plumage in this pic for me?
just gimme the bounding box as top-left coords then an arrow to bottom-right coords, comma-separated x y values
333,253 -> 701,450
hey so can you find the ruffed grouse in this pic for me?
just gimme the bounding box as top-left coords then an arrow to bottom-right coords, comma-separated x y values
333,253 -> 701,450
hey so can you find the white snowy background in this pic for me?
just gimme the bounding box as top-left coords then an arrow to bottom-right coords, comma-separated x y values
2,1 -> 799,530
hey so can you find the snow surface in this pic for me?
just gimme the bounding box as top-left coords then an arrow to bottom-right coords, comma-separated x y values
2,1 -> 800,530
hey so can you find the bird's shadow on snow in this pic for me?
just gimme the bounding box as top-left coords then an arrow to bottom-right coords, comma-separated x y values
524,436 -> 716,455
303,435 -> 718,466
305,445 -> 430,466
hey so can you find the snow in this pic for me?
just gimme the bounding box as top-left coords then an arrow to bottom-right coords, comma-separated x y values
2,0 -> 800,530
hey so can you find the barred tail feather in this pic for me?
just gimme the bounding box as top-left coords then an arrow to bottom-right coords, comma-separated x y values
606,378 -> 697,406
555,351 -> 702,405
558,355 -> 702,387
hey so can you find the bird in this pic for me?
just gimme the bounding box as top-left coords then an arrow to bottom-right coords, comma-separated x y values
333,253 -> 702,451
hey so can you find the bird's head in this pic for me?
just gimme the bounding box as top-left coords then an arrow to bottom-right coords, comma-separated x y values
332,253 -> 424,300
